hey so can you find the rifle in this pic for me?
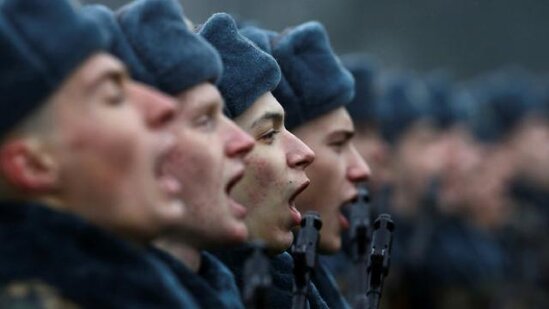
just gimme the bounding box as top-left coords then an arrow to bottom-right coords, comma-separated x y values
365,214 -> 394,309
291,211 -> 323,309
350,185 -> 372,308
243,241 -> 272,309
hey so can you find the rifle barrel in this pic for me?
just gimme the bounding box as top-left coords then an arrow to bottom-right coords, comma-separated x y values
291,211 -> 323,309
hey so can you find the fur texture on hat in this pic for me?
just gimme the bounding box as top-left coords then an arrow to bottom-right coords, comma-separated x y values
341,53 -> 380,126
240,25 -> 278,55
0,0 -> 107,135
116,0 -> 222,96
270,22 -> 355,130
471,71 -> 541,142
199,13 -> 281,118
376,72 -> 431,144
81,5 -> 156,87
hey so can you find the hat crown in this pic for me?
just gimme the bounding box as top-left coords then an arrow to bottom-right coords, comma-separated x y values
117,0 -> 222,95
0,0 -> 107,135
270,21 -> 355,129
341,54 -> 380,124
199,13 -> 281,119
82,5 -> 157,87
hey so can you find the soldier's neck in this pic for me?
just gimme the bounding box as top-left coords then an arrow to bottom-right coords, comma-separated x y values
155,239 -> 202,273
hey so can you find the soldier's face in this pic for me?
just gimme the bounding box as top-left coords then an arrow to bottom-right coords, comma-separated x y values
293,107 -> 371,254
47,53 -> 185,243
231,93 -> 315,253
437,127 -> 483,211
395,123 -> 445,195
354,128 -> 391,192
463,149 -> 512,229
511,118 -> 549,188
164,83 -> 255,248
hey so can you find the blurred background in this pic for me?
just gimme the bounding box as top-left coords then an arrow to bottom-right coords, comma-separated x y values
83,1 -> 549,308
85,0 -> 549,80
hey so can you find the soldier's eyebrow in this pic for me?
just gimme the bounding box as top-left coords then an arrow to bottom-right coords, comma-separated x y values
190,97 -> 221,115
87,66 -> 129,95
326,129 -> 354,142
250,111 -> 283,129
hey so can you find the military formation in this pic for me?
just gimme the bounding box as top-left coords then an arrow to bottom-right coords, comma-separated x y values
0,0 -> 547,308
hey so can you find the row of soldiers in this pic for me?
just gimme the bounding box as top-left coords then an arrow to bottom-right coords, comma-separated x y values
326,56 -> 549,308
2,0 -> 547,308
0,0 -> 396,308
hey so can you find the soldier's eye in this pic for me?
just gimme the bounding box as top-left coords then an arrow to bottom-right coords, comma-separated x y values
194,113 -> 216,130
259,129 -> 280,144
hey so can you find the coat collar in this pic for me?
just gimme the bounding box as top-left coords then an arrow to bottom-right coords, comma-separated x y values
0,200 -> 198,308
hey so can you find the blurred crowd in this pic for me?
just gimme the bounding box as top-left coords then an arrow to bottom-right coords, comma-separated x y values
326,55 -> 549,309
1,0 -> 547,308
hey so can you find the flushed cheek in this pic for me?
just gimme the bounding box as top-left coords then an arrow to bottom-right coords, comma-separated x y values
311,152 -> 343,182
242,157 -> 285,205
167,144 -> 220,206
168,143 -> 217,182
306,165 -> 343,207
67,125 -> 138,175
166,147 -> 194,177
251,158 -> 277,184
59,129 -> 146,218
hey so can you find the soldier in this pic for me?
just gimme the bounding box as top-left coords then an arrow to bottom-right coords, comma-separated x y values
0,0 -> 202,307
316,54 -> 385,301
243,22 -> 371,308
198,13 -> 329,309
342,54 -> 390,198
464,71 -> 549,306
83,0 -> 255,307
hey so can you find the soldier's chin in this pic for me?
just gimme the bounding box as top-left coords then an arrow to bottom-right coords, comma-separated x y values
164,198 -> 185,219
230,221 -> 249,244
228,197 -> 247,220
319,235 -> 341,255
267,231 -> 294,254
338,211 -> 350,230
156,174 -> 185,219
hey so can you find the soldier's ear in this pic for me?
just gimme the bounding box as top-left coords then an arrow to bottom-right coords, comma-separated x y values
0,138 -> 59,193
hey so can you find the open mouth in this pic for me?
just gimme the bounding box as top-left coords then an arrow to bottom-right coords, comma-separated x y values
288,179 -> 311,205
338,194 -> 358,230
287,180 -> 310,226
225,168 -> 247,219
156,172 -> 181,195
225,168 -> 245,195
154,135 -> 182,196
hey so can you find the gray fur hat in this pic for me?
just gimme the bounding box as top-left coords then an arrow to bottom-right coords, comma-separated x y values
0,0 -> 107,135
199,13 -> 281,119
270,22 -> 355,129
81,5 -> 155,87
116,0 -> 222,96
